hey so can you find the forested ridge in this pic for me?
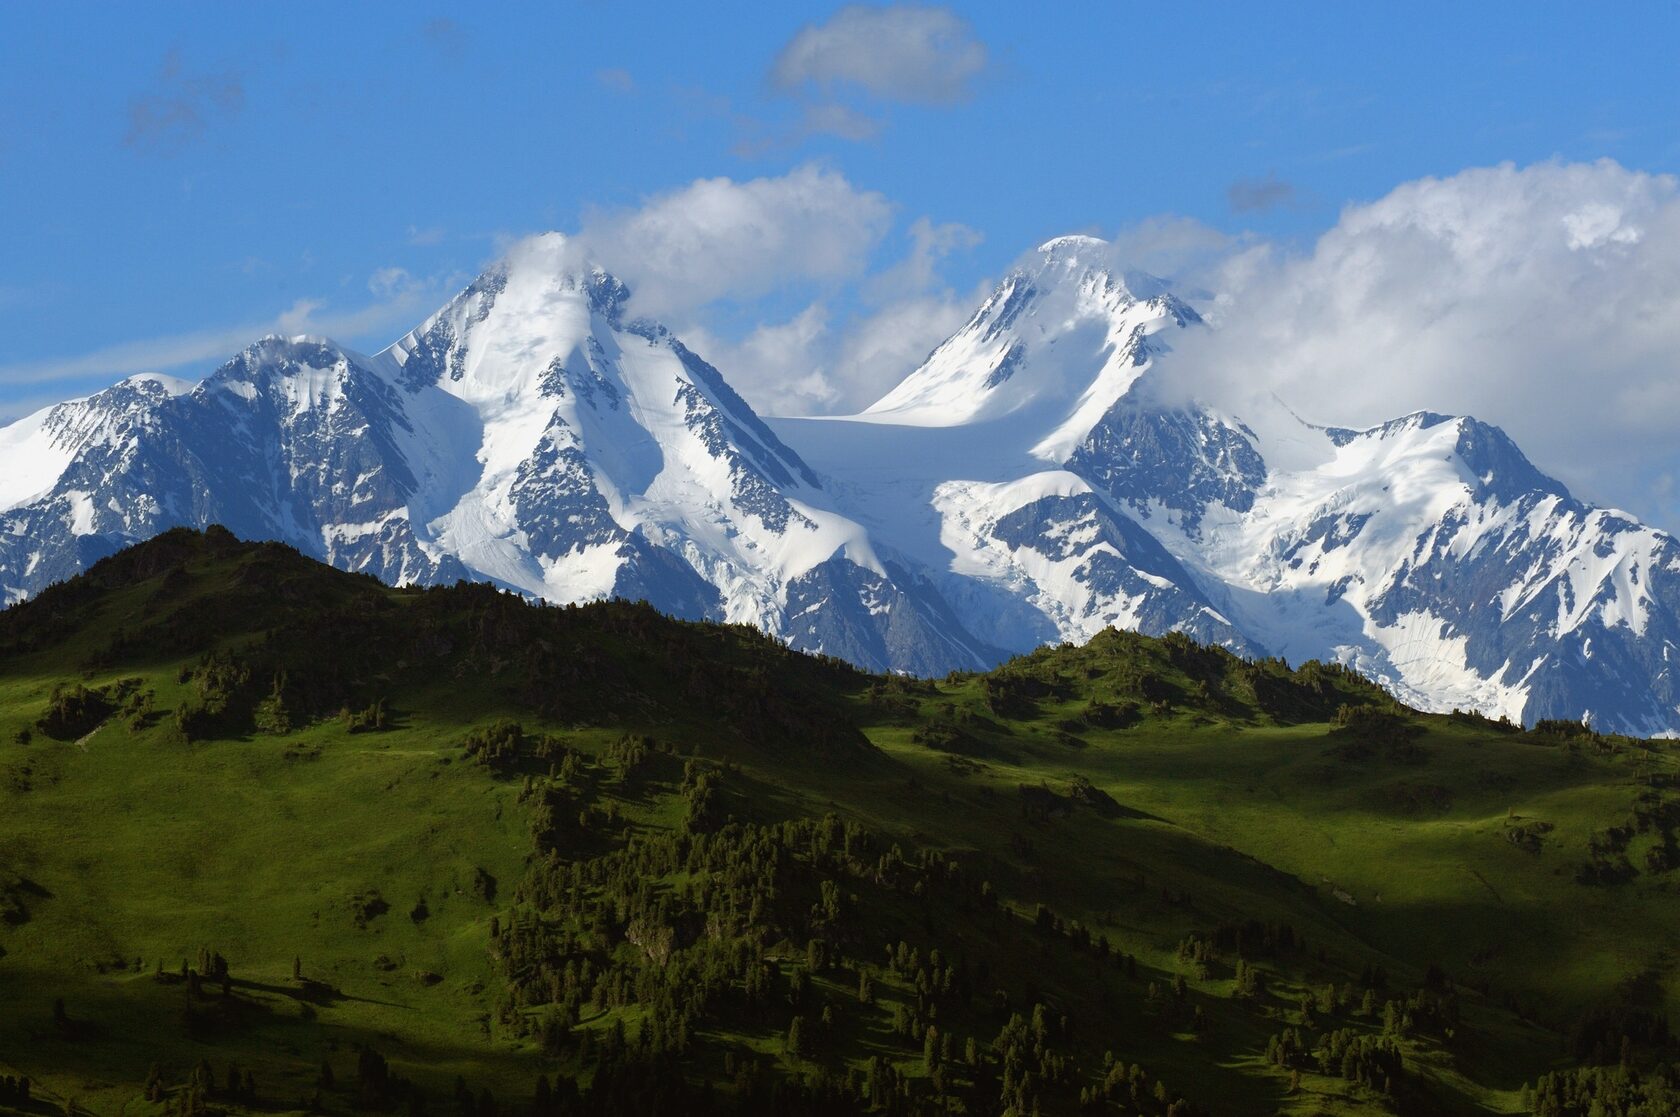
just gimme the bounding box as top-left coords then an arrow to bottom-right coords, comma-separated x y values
4,528 -> 1680,1115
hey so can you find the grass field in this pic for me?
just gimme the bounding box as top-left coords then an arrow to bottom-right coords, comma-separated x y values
2,529 -> 1676,1115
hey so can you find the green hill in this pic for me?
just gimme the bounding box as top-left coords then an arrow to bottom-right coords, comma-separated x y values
2,527 -> 1678,1116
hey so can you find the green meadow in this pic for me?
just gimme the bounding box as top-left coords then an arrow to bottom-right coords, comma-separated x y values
1,528 -> 1674,1115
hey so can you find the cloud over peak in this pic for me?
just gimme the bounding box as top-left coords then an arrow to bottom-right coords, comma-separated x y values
573,164 -> 895,318
1167,159 -> 1680,514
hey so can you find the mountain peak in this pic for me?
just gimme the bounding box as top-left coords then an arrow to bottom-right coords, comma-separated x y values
1323,409 -> 1455,445
1315,409 -> 1564,502
859,235 -> 1195,446
1028,233 -> 1116,288
238,334 -> 356,364
498,231 -> 626,300
1035,232 -> 1108,256
121,372 -> 195,397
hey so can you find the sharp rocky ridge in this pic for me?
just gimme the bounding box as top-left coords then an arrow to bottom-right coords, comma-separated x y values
4,231 -> 1678,734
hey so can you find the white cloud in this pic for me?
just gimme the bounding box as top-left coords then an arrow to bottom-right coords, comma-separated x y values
1562,201 -> 1641,250
742,6 -> 989,152
367,266 -> 415,298
1159,159 -> 1680,517
574,164 -> 895,318
831,293 -> 973,409
671,215 -> 980,416
687,304 -> 843,416
685,293 -> 973,418
479,166 -> 967,417
865,216 -> 983,301
772,5 -> 988,105
1102,216 -> 1242,287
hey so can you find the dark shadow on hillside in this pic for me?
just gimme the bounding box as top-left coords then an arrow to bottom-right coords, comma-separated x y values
228,975 -> 408,1010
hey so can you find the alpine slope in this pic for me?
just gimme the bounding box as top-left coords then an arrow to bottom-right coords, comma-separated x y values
5,232 -> 1679,734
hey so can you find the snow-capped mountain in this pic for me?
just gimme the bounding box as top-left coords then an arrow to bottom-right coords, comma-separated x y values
777,236 -> 1258,658
775,234 -> 1680,735
0,235 -> 1000,674
5,231 -> 1680,733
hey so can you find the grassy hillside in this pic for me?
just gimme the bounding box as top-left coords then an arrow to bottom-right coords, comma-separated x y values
2,527 -> 1678,1116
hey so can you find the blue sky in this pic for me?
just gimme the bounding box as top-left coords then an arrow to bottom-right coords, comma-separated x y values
5,2 -> 1680,519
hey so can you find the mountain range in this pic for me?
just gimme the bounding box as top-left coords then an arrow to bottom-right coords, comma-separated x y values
4,231 -> 1677,735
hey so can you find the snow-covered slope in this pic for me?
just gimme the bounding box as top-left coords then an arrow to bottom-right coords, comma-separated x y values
0,235 -> 1002,673
863,235 -> 1203,462
777,236 -> 1266,663
8,230 -> 1680,733
1158,410 -> 1680,736
780,235 -> 1680,735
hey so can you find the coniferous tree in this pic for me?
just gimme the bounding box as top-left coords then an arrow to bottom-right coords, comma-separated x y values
785,1015 -> 806,1059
